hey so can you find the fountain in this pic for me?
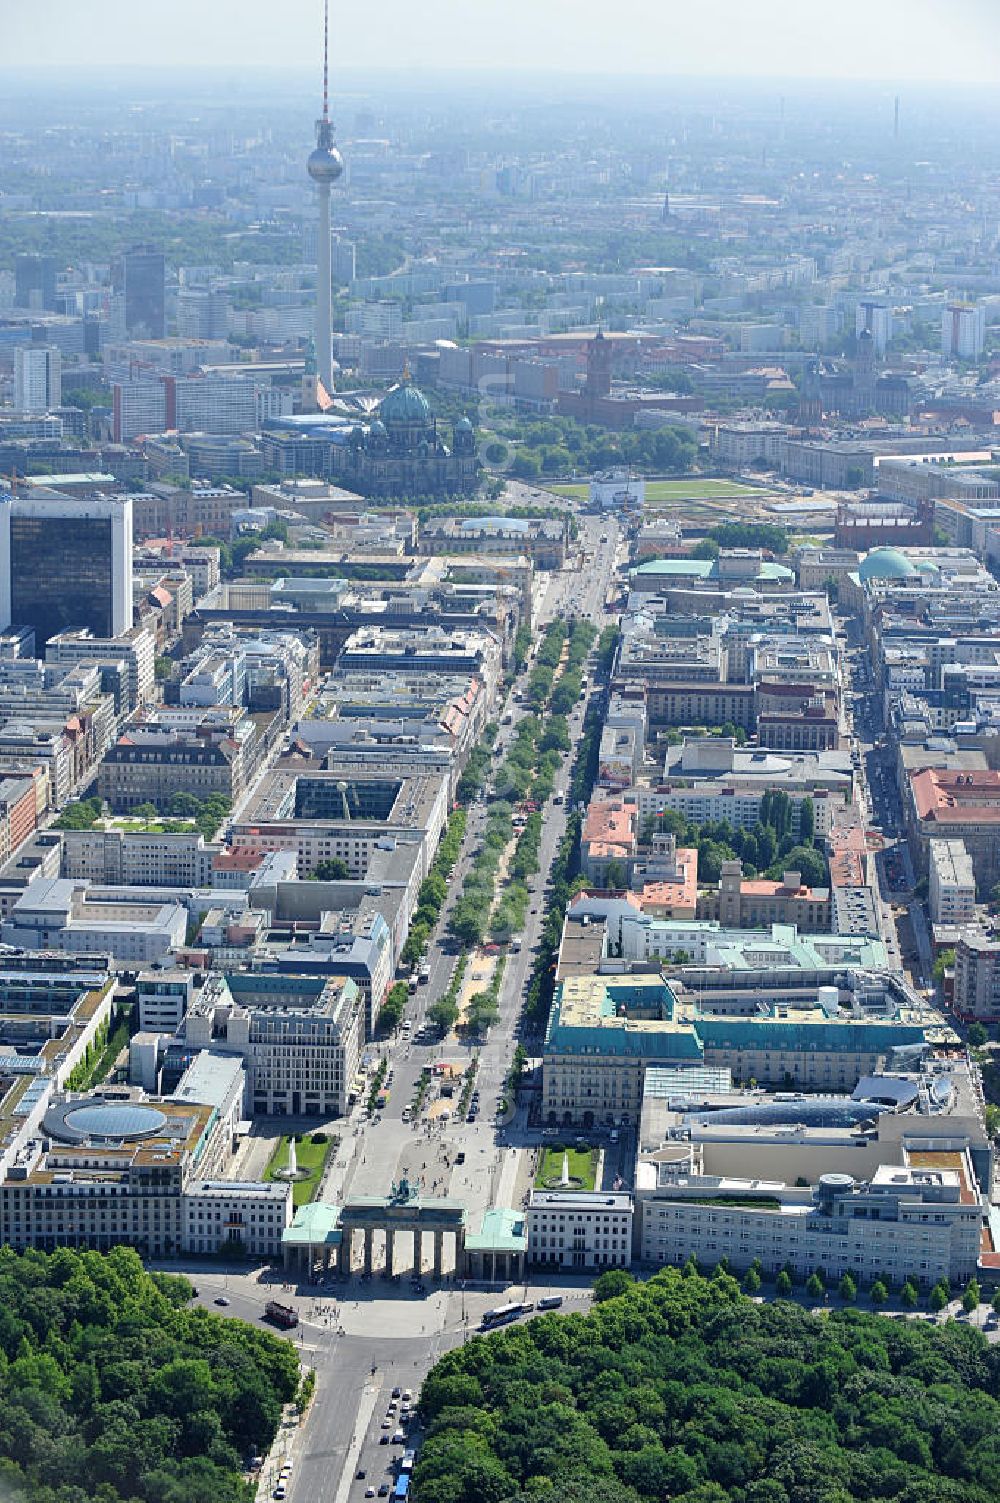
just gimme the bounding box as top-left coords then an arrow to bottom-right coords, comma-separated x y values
275,1135 -> 309,1182
540,1145 -> 585,1192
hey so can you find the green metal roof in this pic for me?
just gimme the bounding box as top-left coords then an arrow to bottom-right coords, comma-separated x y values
379,380 -> 431,425
859,547 -> 916,581
282,1201 -> 342,1247
465,1207 -> 528,1253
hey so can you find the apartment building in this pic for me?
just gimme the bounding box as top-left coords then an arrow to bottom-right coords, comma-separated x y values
953,933 -> 1000,1023
98,706 -> 275,813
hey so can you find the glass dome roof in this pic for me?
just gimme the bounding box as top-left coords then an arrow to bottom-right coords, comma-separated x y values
683,1096 -> 889,1129
64,1103 -> 168,1140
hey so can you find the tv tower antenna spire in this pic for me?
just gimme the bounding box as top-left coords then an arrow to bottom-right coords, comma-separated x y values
307,0 -> 343,397
323,0 -> 329,122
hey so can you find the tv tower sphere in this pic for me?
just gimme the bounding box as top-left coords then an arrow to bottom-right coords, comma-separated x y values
308,131 -> 344,183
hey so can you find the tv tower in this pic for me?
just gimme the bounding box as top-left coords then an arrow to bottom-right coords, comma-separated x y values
307,0 -> 344,395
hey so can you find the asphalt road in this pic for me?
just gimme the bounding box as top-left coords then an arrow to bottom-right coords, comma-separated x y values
242,512 -> 623,1503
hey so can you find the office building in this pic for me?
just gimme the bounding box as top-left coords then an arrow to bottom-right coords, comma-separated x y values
183,970 -> 363,1118
928,839 -> 977,927
0,489 -> 133,648
2,1065 -> 292,1259
941,301 -> 985,361
908,768 -> 1000,891
14,346 -> 60,415
542,971 -> 943,1128
136,970 -> 195,1033
637,1158 -> 982,1289
46,624 -> 156,711
110,244 -> 166,340
14,255 -> 57,312
1,879 -> 187,964
527,1191 -> 633,1272
232,765 -> 448,885
855,298 -> 893,356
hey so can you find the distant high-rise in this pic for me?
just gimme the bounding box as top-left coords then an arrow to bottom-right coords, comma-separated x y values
0,489 -> 133,647
942,301 -> 985,361
14,346 -> 61,415
332,235 -> 356,286
14,254 -> 57,311
306,0 -> 344,397
856,298 -> 893,356
111,244 -> 166,340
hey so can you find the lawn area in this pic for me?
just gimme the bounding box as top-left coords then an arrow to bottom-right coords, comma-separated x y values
264,1133 -> 336,1208
548,478 -> 760,503
534,1145 -> 599,1192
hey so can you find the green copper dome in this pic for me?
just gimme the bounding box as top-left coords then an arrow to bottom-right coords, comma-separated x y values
858,547 -> 916,582
379,380 -> 431,426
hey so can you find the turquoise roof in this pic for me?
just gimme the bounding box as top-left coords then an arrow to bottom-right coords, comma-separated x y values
859,547 -> 916,581
282,1201 -> 342,1247
465,1207 -> 528,1253
697,1017 -> 928,1054
379,380 -> 431,425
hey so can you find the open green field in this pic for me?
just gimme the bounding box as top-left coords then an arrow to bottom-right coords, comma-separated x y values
265,1134 -> 336,1208
549,478 -> 761,503
534,1145 -> 600,1192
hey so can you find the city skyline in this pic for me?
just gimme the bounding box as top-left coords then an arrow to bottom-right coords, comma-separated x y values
4,0 -> 1000,82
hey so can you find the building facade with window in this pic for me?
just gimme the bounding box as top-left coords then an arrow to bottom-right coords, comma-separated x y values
527,1190 -> 633,1271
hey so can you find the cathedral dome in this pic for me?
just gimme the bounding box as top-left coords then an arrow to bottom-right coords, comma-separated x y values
379,380 -> 430,426
858,547 -> 916,582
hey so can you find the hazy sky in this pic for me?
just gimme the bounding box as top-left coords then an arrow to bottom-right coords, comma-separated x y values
4,0 -> 1000,81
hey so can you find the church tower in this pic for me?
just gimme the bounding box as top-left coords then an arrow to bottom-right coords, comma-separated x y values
585,329 -> 613,402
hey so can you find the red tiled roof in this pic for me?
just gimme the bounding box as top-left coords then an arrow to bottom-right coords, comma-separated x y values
912,768 -> 1000,823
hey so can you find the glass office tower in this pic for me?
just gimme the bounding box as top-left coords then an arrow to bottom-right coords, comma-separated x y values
0,490 -> 133,646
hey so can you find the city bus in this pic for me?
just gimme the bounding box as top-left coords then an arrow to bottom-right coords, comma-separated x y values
393,1477 -> 411,1503
480,1301 -> 532,1330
